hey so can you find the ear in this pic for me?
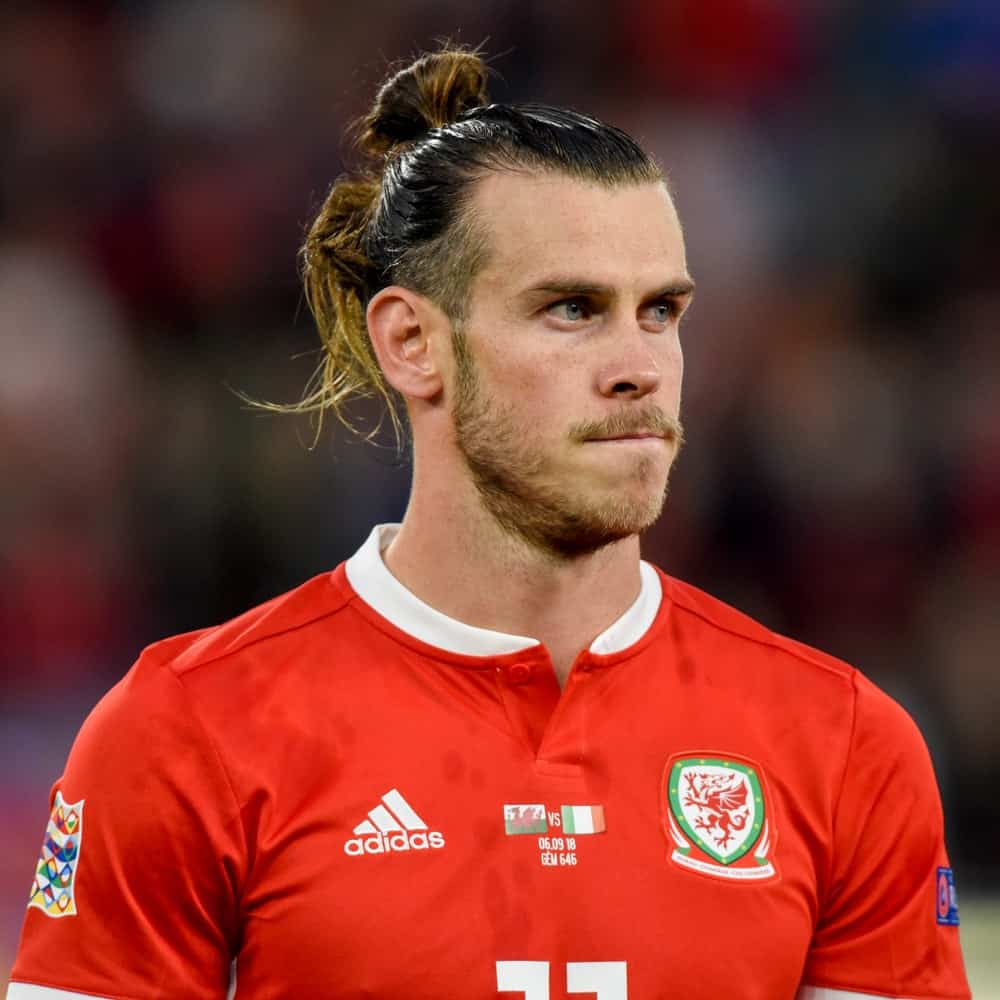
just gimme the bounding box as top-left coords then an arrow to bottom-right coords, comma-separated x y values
366,286 -> 446,401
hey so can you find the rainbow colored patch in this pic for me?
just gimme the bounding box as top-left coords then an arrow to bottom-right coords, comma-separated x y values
28,791 -> 84,918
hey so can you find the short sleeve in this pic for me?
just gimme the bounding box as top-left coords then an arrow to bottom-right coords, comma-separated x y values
800,673 -> 970,999
8,648 -> 247,1000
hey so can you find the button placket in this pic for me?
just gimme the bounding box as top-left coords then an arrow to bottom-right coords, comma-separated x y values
493,654 -> 560,755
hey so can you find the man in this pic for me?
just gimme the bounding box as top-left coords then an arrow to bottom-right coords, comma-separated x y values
8,48 -> 969,999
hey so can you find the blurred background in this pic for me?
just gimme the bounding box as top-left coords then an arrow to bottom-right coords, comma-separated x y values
2,0 -> 998,991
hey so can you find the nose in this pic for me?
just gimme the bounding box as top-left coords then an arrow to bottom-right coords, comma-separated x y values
596,339 -> 663,400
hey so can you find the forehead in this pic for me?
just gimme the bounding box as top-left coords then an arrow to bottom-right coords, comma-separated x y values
468,171 -> 687,295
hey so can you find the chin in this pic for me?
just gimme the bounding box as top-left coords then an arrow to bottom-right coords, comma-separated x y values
539,489 -> 668,558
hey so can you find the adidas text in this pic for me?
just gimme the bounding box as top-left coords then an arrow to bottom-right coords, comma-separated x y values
344,830 -> 446,856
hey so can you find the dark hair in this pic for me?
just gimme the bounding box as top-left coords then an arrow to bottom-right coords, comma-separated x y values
289,46 -> 662,438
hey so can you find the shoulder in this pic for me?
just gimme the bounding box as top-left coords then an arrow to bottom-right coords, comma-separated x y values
659,570 -> 854,680
82,566 -> 359,734
655,570 -> 917,734
164,566 -> 356,677
64,566 -> 363,805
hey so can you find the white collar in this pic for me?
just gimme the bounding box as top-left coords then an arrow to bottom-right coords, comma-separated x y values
344,524 -> 661,658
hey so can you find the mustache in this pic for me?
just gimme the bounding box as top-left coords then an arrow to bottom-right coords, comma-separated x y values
570,406 -> 685,445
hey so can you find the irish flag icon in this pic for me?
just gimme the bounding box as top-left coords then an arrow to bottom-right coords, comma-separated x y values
561,805 -> 606,834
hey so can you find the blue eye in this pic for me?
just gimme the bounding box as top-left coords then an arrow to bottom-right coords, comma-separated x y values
550,299 -> 589,322
643,301 -> 679,327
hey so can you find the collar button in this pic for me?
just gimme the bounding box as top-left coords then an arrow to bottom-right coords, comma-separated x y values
508,663 -> 533,684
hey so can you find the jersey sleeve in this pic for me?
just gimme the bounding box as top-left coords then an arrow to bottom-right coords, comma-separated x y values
799,672 -> 970,1000
8,646 -> 247,1000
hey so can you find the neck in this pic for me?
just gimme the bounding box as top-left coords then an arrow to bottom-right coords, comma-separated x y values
382,476 -> 644,686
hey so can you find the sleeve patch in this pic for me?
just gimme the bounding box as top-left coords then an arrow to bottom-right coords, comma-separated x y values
935,866 -> 960,926
26,791 -> 85,918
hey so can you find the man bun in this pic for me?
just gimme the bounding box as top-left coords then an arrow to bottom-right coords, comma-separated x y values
262,43 -> 660,444
255,47 -> 489,445
359,49 -> 489,157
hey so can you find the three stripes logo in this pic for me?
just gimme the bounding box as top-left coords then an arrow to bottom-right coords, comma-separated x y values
343,789 -> 446,857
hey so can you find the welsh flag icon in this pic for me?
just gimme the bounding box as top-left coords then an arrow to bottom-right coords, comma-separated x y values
504,804 -> 547,835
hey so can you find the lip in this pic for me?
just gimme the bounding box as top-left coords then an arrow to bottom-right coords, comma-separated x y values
586,433 -> 665,442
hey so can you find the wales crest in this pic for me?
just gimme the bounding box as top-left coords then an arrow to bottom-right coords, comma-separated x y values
663,754 -> 777,881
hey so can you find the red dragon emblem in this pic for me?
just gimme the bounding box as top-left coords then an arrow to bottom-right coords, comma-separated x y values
664,754 -> 776,880
508,806 -> 544,833
681,769 -> 751,851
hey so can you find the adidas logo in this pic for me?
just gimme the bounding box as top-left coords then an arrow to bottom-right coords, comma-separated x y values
343,789 -> 446,857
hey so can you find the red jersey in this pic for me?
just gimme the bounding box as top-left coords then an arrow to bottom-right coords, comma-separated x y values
9,525 -> 970,999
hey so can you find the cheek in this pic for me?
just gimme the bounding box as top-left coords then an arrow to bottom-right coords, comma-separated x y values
479,342 -> 567,400
673,343 -> 685,395
656,335 -> 684,405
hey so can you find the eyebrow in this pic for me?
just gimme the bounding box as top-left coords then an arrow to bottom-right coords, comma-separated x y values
521,277 -> 696,300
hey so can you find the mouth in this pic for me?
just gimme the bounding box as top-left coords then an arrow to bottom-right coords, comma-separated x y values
572,408 -> 684,449
586,432 -> 668,443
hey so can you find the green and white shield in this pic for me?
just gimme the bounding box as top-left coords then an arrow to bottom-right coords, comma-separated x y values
668,758 -> 765,865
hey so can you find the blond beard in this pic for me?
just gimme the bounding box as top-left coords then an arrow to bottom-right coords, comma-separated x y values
450,330 -> 683,559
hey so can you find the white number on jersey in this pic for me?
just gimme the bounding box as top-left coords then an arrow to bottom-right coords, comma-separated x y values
496,960 -> 627,999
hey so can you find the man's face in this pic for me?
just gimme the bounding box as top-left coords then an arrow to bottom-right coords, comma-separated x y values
449,171 -> 693,558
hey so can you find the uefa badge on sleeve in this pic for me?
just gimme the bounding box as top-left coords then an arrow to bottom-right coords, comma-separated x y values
27,791 -> 85,917
936,867 -> 960,926
662,752 -> 778,882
